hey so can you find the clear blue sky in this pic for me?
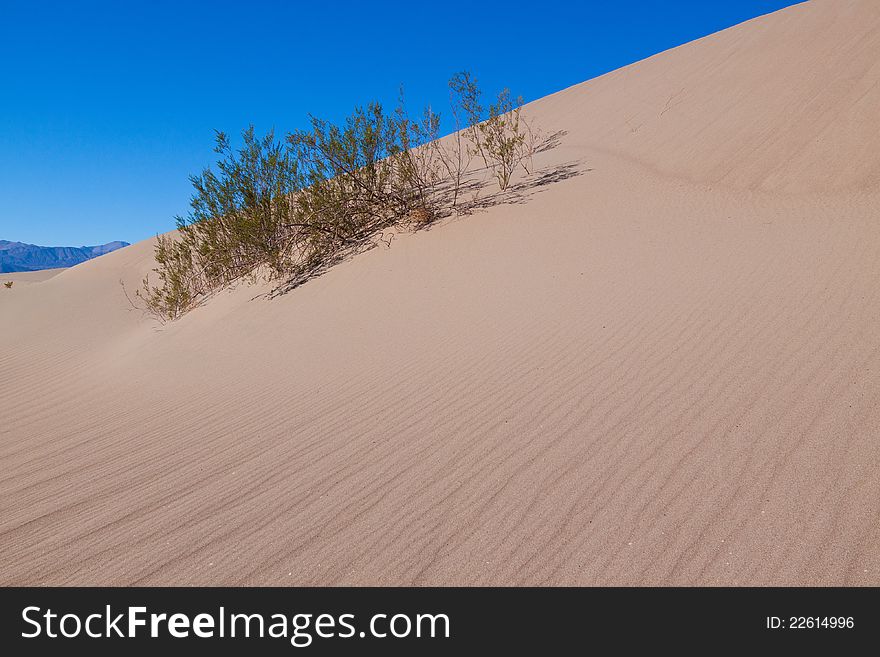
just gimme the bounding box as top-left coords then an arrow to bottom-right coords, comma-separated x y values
0,0 -> 801,247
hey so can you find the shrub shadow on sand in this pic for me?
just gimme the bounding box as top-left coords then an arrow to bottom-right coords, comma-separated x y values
269,133 -> 589,300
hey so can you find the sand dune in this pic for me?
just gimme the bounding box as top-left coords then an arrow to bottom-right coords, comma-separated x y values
2,0 -> 880,585
1,268 -> 65,286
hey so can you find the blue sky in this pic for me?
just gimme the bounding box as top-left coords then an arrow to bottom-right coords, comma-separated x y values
0,0 -> 801,246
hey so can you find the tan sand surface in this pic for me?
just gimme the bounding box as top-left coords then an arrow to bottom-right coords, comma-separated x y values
1,268 -> 65,286
2,0 -> 879,585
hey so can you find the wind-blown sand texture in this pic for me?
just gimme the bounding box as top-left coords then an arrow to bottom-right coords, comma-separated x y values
2,0 -> 879,585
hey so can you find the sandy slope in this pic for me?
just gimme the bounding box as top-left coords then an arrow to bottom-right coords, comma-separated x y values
2,0 -> 880,585
1,268 -> 65,286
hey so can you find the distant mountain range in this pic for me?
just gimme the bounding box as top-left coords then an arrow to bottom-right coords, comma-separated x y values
0,240 -> 130,273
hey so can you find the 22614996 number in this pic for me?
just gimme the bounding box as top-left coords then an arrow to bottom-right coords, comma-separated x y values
766,616 -> 854,629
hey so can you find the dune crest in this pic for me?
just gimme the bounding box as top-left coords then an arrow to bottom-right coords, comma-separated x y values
2,0 -> 880,585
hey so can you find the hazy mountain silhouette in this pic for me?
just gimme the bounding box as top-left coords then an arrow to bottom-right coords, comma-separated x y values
0,240 -> 129,273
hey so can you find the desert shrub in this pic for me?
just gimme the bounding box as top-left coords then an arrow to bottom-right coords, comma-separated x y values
448,71 -> 487,170
138,71 -> 551,320
137,234 -> 201,320
480,88 -> 527,190
138,127 -> 302,319
448,71 -> 539,191
392,97 -> 444,217
439,73 -> 479,207
288,97 -> 443,244
181,127 -> 302,283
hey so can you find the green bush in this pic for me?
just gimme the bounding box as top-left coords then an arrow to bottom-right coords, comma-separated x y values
139,127 -> 302,319
449,71 -> 538,190
138,72 -> 547,320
